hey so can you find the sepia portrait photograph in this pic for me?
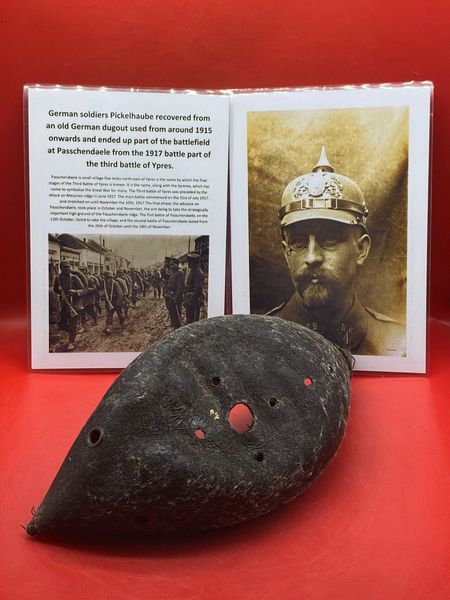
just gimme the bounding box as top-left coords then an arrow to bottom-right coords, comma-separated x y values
248,106 -> 408,357
48,233 -> 209,354
230,85 -> 431,372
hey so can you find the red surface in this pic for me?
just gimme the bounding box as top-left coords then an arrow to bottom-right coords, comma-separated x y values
1,318 -> 450,600
1,1 -> 450,598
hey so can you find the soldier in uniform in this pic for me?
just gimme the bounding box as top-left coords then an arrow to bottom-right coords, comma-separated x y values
102,270 -> 125,335
130,269 -> 144,307
79,265 -> 99,326
115,269 -> 130,318
122,270 -> 133,302
53,260 -> 86,352
140,269 -> 149,297
268,147 -> 405,356
183,253 -> 205,324
160,257 -> 172,296
92,273 -> 103,316
71,267 -> 88,333
48,262 -> 60,326
164,258 -> 185,329
48,262 -> 61,352
151,269 -> 162,299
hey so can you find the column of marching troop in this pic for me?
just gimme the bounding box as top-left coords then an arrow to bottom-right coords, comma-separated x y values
49,253 -> 205,352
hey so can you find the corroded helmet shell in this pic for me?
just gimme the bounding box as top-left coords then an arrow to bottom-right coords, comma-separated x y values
279,147 -> 369,230
27,315 -> 352,537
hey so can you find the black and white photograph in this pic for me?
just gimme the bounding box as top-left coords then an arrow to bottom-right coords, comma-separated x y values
230,85 -> 431,372
48,233 -> 209,354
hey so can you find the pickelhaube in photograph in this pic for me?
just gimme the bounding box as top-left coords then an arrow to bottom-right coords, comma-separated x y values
279,147 -> 369,231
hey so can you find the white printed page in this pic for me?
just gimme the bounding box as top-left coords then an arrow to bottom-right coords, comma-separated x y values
28,86 -> 229,369
230,84 -> 431,373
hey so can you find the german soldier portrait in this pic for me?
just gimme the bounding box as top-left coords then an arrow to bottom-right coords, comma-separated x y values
267,148 -> 405,355
244,104 -> 411,359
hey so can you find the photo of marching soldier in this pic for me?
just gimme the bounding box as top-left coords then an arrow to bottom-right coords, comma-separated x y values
48,234 -> 209,353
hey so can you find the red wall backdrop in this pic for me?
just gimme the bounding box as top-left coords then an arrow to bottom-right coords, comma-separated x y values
1,4 -> 450,600
0,0 -> 449,320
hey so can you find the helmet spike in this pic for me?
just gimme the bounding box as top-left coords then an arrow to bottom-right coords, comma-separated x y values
313,146 -> 334,173
279,146 -> 368,230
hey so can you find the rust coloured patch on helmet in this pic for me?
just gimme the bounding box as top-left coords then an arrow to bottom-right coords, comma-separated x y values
26,314 -> 352,537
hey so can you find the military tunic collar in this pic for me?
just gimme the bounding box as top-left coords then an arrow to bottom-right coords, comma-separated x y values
273,293 -> 369,351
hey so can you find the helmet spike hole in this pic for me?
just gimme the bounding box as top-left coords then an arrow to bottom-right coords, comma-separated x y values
228,403 -> 254,433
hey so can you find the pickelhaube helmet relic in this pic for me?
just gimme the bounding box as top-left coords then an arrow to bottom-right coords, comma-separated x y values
279,147 -> 369,231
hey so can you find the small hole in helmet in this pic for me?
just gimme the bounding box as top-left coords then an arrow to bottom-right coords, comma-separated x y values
194,428 -> 206,440
87,427 -> 104,447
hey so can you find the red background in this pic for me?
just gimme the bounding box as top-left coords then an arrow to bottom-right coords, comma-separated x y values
1,1 -> 449,599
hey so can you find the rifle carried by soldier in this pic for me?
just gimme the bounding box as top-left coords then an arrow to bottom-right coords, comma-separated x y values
55,276 -> 78,318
